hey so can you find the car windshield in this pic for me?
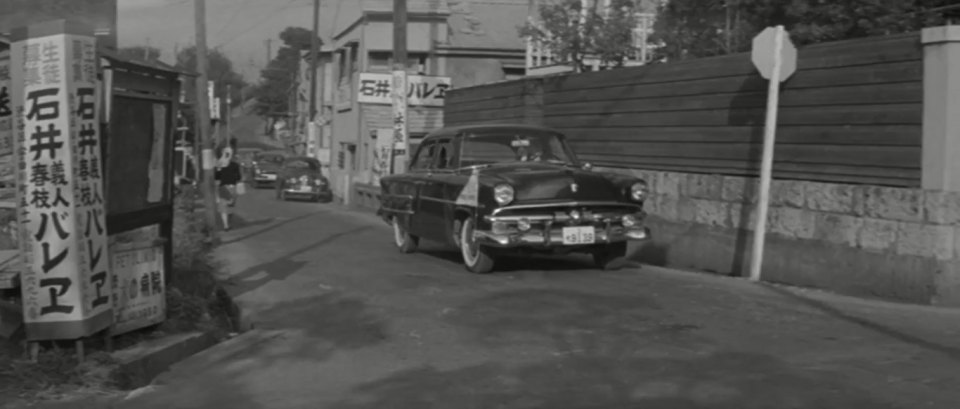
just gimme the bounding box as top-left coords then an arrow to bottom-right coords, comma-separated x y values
460,131 -> 576,167
258,154 -> 286,164
284,159 -> 319,171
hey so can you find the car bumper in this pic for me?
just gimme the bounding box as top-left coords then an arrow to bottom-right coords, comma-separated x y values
281,187 -> 330,196
254,175 -> 277,184
474,225 -> 651,248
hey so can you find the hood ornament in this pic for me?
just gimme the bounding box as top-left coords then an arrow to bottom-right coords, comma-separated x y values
570,182 -> 578,193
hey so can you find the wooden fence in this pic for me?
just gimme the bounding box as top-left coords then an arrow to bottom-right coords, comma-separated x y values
444,33 -> 924,187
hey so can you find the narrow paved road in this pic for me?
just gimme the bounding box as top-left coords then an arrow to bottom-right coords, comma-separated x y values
119,188 -> 960,409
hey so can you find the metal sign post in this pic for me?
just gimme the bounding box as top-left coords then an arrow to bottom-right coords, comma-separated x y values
749,26 -> 797,282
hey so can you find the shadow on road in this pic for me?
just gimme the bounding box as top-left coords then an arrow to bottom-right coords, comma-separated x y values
330,350 -> 893,409
417,249 -> 610,273
224,226 -> 374,297
221,210 -> 329,245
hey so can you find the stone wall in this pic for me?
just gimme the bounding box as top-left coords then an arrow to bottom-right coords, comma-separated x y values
599,166 -> 960,306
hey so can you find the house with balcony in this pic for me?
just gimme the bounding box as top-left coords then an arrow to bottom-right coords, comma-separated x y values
321,0 -> 530,204
524,0 -> 659,76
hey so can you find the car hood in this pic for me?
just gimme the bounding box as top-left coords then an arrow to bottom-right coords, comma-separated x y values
256,163 -> 283,173
479,162 -> 622,202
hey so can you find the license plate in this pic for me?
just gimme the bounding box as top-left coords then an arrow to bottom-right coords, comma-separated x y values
261,174 -> 276,180
298,185 -> 313,192
562,226 -> 595,245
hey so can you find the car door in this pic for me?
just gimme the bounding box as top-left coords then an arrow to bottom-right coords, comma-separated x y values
406,140 -> 439,237
418,138 -> 455,242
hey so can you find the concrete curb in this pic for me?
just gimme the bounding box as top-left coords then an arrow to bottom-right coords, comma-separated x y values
110,330 -> 222,390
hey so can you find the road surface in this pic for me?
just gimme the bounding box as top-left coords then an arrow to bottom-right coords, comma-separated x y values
117,188 -> 960,409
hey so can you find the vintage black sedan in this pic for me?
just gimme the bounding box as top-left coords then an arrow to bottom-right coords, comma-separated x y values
378,124 -> 651,274
251,150 -> 289,188
275,156 -> 332,202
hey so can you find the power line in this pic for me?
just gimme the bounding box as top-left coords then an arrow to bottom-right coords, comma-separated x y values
214,0 -> 302,48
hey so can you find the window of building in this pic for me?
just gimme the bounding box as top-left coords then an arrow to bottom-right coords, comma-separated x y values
365,52 -> 430,74
503,66 -> 526,81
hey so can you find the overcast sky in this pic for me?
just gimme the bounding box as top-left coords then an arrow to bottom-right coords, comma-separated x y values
118,0 -> 345,80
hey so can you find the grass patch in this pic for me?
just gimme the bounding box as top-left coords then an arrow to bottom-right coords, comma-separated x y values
0,184 -> 239,405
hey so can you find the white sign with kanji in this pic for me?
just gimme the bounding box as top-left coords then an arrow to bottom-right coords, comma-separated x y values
11,27 -> 112,341
358,73 -> 451,107
110,244 -> 165,335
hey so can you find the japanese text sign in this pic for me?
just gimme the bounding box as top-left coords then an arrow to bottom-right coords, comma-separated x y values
391,70 -> 408,153
11,22 -> 112,340
1,50 -> 12,157
358,73 -> 451,107
1,51 -> 14,192
110,243 -> 165,335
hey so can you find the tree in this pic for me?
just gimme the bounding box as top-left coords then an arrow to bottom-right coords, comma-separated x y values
118,45 -> 163,63
175,46 -> 248,114
519,0 -> 640,72
652,0 -> 955,61
251,27 -> 323,117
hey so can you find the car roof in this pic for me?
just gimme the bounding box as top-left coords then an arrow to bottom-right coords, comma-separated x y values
423,123 -> 561,142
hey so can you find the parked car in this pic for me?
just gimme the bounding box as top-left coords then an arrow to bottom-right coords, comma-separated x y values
235,147 -> 262,181
378,124 -> 651,274
275,156 -> 332,202
251,150 -> 289,188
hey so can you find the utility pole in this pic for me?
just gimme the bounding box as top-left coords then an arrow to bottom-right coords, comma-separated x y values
391,0 -> 409,174
195,0 -> 219,235
309,0 -> 321,123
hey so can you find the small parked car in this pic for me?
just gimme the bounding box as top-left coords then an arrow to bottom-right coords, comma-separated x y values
235,147 -> 262,180
251,150 -> 289,188
275,156 -> 332,202
378,124 -> 651,274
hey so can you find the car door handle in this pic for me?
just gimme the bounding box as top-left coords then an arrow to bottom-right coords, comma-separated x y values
413,181 -> 427,186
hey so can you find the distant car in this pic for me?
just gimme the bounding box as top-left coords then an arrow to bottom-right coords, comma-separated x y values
275,156 -> 331,202
251,150 -> 289,188
235,147 -> 262,180
378,124 -> 651,274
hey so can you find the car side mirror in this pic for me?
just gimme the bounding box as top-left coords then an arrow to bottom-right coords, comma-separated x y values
582,162 -> 593,171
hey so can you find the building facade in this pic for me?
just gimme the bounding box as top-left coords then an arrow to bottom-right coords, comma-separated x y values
320,0 -> 529,204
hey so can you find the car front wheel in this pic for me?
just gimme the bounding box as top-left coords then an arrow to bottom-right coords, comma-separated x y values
393,217 -> 419,253
593,242 -> 627,270
460,218 -> 495,274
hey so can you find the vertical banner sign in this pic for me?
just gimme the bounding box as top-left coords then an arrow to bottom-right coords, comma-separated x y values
373,128 -> 393,185
207,81 -> 219,120
0,50 -> 14,190
11,22 -> 113,340
391,70 -> 407,174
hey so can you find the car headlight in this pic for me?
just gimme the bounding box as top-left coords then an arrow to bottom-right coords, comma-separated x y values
622,214 -> 637,227
287,178 -> 298,185
630,181 -> 648,202
493,184 -> 514,206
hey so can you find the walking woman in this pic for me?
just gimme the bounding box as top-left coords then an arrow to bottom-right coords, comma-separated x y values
214,138 -> 243,230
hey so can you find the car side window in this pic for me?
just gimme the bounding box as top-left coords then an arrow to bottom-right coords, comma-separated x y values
433,140 -> 454,170
410,141 -> 437,171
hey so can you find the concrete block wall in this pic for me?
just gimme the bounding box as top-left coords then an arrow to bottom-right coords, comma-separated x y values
599,167 -> 960,306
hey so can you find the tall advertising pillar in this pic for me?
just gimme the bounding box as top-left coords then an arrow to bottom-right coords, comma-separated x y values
10,20 -> 112,340
391,70 -> 408,175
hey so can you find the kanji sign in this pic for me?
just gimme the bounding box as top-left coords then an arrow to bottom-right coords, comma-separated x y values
11,22 -> 112,340
110,242 -> 165,335
358,73 -> 451,107
0,50 -> 14,193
